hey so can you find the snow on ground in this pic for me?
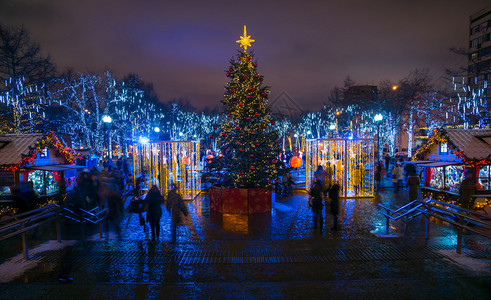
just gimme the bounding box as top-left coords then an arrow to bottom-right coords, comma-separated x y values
0,240 -> 76,283
437,249 -> 491,274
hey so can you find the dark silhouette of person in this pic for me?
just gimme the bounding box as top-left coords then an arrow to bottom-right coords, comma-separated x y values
165,183 -> 188,243
329,180 -> 340,231
144,185 -> 165,242
309,180 -> 324,231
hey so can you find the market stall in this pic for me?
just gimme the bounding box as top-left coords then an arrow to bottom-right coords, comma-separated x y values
413,128 -> 491,209
0,132 -> 81,199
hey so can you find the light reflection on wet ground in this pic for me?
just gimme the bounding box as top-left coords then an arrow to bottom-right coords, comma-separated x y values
1,186 -> 490,299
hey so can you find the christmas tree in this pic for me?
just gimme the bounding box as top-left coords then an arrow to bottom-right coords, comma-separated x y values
211,26 -> 282,188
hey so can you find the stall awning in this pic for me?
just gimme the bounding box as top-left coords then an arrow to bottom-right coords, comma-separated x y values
411,160 -> 433,165
421,161 -> 463,167
26,164 -> 85,172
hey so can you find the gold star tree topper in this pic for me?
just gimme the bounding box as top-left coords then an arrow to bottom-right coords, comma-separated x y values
236,25 -> 255,51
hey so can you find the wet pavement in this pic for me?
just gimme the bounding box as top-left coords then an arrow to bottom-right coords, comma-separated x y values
1,183 -> 490,299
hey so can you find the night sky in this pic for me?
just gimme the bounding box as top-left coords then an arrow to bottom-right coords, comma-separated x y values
1,0 -> 489,110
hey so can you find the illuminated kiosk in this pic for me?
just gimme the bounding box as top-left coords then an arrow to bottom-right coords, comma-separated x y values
133,140 -> 200,200
305,138 -> 375,198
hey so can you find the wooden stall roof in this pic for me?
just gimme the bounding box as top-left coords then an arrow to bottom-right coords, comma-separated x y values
0,134 -> 44,165
445,129 -> 491,161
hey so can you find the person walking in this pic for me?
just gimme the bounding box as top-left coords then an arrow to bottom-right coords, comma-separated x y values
375,161 -> 382,191
391,162 -> 402,192
384,153 -> 390,174
352,165 -> 362,195
328,179 -> 340,231
406,170 -> 420,203
314,165 -> 328,200
166,183 -> 189,243
396,162 -> 404,190
145,185 -> 165,242
459,172 -> 476,210
309,180 -> 324,231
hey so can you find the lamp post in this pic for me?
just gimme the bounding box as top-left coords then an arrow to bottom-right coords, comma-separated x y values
374,113 -> 383,162
329,124 -> 336,138
102,115 -> 112,160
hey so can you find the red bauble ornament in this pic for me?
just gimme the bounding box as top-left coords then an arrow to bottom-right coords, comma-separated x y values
223,102 -> 227,106
261,92 -> 266,97
259,78 -> 263,82
244,74 -> 249,79
226,73 -> 230,77
247,57 -> 251,61
209,134 -> 213,139
272,159 -> 277,164
236,126 -> 240,130
239,172 -> 244,176
238,103 -> 243,107
213,126 -> 217,130
246,95 -> 251,99
240,132 -> 244,136
247,117 -> 251,121
254,63 -> 257,67
252,132 -> 256,135
267,180 -> 271,184
227,113 -> 231,118
255,143 -> 259,146
255,74 -> 259,78
250,166 -> 255,170
249,87 -> 254,91
239,148 -> 243,152
255,113 -> 260,117
238,57 -> 241,60
221,132 -> 226,136
229,68 -> 233,72
230,89 -> 235,94
271,121 -> 275,125
250,154 -> 254,158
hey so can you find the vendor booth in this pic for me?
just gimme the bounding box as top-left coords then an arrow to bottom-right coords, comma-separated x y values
0,132 -> 81,199
132,140 -> 201,200
305,138 -> 375,198
413,128 -> 491,209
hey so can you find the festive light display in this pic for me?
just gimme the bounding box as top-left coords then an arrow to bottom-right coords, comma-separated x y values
305,138 -> 375,197
133,140 -> 200,199
208,26 -> 282,189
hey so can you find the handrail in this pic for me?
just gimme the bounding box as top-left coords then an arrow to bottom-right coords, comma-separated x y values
378,200 -> 423,235
418,198 -> 491,254
0,203 -> 108,260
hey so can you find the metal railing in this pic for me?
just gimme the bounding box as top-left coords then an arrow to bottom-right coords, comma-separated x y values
0,204 -> 62,260
0,204 -> 107,260
61,205 -> 107,239
378,199 -> 491,254
419,199 -> 491,254
378,200 -> 423,235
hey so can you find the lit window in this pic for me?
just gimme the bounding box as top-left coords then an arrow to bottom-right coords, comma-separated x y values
440,143 -> 447,153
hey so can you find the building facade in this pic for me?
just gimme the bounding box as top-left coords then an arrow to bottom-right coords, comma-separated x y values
468,5 -> 490,112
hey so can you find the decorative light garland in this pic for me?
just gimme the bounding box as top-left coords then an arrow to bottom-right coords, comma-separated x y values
0,132 -> 77,172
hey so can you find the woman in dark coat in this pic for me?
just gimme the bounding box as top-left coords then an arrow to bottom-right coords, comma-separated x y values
328,180 -> 340,231
145,185 -> 164,241
166,183 -> 188,243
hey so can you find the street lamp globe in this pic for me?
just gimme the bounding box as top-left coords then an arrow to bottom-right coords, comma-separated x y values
154,127 -> 160,133
102,115 -> 112,123
374,113 -> 383,122
329,124 -> 336,130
